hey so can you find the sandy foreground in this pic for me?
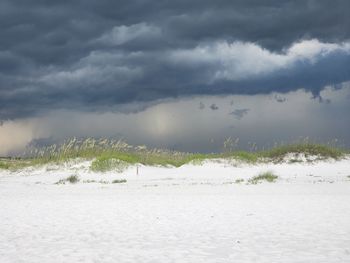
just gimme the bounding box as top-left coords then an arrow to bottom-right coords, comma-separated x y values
1,158 -> 350,263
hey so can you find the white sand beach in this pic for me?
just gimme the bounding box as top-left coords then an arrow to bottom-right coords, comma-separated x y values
1,158 -> 350,263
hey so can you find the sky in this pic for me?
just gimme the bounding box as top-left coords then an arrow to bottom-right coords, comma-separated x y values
1,0 -> 350,155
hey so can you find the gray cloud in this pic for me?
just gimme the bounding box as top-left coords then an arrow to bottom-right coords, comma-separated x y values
1,0 -> 350,119
229,108 -> 250,120
274,95 -> 287,103
209,104 -> 219,111
2,85 -> 350,155
317,96 -> 331,104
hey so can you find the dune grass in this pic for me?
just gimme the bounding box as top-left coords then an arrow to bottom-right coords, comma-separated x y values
260,143 -> 344,160
248,171 -> 278,184
0,161 -> 10,170
112,179 -> 127,184
235,178 -> 245,184
90,151 -> 218,171
55,175 -> 79,185
0,158 -> 33,170
1,138 -> 348,172
88,143 -> 346,172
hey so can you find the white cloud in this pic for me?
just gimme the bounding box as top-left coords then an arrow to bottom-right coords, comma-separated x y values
286,39 -> 349,61
169,39 -> 350,82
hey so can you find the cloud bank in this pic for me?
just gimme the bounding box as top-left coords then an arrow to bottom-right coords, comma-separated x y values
1,0 -> 350,120
1,85 -> 350,155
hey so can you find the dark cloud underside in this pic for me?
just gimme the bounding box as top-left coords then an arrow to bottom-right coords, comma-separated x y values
1,0 -> 350,119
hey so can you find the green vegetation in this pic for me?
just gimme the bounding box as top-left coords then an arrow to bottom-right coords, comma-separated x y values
0,158 -> 31,170
228,151 -> 259,163
83,179 -> 109,184
235,178 -> 244,184
91,157 -> 131,172
67,175 -> 79,183
1,138 -> 348,172
82,179 -> 126,184
248,171 -> 278,184
83,179 -> 97,183
55,179 -> 66,185
0,161 -> 10,169
66,175 -> 79,184
55,175 -> 79,184
288,159 -> 303,164
90,151 -> 215,172
112,179 -> 127,184
261,143 -> 344,160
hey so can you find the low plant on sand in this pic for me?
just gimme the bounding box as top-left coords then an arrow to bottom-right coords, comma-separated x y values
0,162 -> 10,169
67,175 -> 79,183
235,178 -> 244,184
248,171 -> 278,184
55,175 -> 79,184
112,179 -> 127,184
83,179 -> 110,184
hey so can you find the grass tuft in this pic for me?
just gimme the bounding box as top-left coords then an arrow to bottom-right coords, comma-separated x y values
67,175 -> 79,183
112,179 -> 127,184
0,161 -> 10,170
55,175 -> 79,184
249,171 -> 278,184
235,178 -> 244,184
83,179 -> 109,184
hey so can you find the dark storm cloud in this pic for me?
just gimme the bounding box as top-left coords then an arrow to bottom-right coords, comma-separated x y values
1,0 -> 350,119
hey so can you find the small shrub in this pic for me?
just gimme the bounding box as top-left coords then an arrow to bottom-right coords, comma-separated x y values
67,175 -> 79,183
55,179 -> 66,185
112,179 -> 127,184
55,175 -> 79,184
249,171 -> 278,184
288,159 -> 302,164
0,162 -> 10,170
235,178 -> 244,184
